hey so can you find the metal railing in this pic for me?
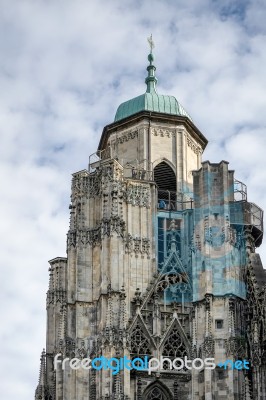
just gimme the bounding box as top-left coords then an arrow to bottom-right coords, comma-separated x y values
88,147 -> 112,172
157,190 -> 194,211
249,202 -> 264,231
123,165 -> 153,181
230,201 -> 263,229
234,179 -> 247,201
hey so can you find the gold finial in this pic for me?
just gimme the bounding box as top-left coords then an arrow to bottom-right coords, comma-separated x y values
147,34 -> 155,53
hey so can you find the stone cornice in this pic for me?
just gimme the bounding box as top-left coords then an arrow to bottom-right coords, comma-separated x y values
98,111 -> 208,152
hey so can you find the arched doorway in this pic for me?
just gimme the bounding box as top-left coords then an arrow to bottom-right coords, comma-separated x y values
143,382 -> 173,400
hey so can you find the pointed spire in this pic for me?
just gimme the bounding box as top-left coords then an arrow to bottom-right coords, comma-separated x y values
145,34 -> 158,93
119,286 -> 126,330
39,349 -> 46,386
35,349 -> 46,400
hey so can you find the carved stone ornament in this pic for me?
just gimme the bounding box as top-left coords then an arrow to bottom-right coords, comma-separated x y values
186,134 -> 202,155
67,217 -> 126,248
124,234 -> 151,256
113,129 -> 138,145
225,337 -> 246,359
151,127 -> 175,138
46,289 -> 66,306
124,183 -> 151,208
202,337 -> 214,357
71,163 -> 124,200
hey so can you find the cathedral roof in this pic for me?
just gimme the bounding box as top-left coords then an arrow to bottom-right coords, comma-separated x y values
114,52 -> 192,122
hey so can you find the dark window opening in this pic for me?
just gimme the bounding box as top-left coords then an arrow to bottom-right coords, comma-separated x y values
217,370 -> 224,380
215,319 -> 224,329
154,161 -> 176,192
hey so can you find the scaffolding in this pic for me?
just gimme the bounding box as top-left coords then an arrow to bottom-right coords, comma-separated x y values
88,147 -> 112,172
234,179 -> 247,201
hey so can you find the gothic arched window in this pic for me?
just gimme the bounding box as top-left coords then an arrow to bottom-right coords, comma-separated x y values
130,324 -> 151,356
144,383 -> 173,400
162,328 -> 188,370
154,161 -> 176,192
163,328 -> 187,358
146,386 -> 165,400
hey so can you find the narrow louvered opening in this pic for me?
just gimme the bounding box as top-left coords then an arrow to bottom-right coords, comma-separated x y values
154,162 -> 176,192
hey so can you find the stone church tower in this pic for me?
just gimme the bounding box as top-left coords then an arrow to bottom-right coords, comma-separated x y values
35,49 -> 266,400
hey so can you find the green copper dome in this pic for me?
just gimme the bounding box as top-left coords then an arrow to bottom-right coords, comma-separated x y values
114,52 -> 192,122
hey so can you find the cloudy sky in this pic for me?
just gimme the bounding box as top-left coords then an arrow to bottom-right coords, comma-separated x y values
1,0 -> 266,398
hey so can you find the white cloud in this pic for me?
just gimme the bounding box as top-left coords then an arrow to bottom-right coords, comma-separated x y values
0,0 -> 266,398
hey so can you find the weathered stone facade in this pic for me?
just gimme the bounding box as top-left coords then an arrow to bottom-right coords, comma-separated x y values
35,61 -> 266,400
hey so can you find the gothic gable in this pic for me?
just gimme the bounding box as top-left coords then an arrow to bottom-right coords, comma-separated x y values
137,245 -> 192,314
128,315 -> 156,356
160,317 -> 191,358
